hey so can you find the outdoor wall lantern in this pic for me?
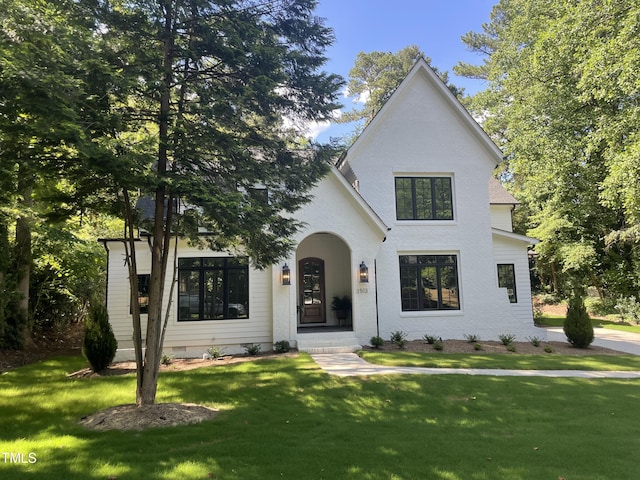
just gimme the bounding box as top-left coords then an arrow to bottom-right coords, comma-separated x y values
282,264 -> 291,285
359,261 -> 369,283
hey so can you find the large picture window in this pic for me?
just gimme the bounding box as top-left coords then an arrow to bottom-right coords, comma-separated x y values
178,257 -> 249,321
497,264 -> 517,303
400,255 -> 459,311
395,177 -> 453,220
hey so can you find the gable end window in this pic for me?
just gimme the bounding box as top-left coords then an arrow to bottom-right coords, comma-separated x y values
399,255 -> 460,311
178,257 -> 249,321
395,177 -> 453,220
497,264 -> 517,303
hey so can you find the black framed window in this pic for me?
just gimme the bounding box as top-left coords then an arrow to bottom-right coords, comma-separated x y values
399,255 -> 459,311
497,264 -> 517,303
395,177 -> 453,220
137,274 -> 150,314
178,257 -> 249,321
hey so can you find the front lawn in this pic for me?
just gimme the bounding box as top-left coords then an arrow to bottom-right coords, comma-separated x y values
359,351 -> 640,371
1,354 -> 639,480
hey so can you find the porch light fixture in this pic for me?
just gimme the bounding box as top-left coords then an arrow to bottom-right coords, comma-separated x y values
359,261 -> 369,283
282,264 -> 291,285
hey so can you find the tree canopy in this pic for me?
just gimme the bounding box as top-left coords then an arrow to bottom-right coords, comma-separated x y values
339,45 -> 464,131
456,0 -> 640,299
0,0 -> 343,405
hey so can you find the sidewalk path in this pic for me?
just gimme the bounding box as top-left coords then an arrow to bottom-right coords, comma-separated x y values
311,352 -> 640,378
312,328 -> 640,378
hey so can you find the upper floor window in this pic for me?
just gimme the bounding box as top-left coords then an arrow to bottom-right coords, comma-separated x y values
178,257 -> 249,321
395,177 -> 453,220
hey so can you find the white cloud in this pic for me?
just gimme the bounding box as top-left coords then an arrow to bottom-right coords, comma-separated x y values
354,89 -> 370,105
283,108 -> 342,141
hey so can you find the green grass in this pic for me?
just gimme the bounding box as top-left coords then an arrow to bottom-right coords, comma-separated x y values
359,351 -> 640,370
1,354 -> 640,479
537,314 -> 640,333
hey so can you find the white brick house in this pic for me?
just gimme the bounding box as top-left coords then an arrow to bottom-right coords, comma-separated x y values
102,59 -> 542,359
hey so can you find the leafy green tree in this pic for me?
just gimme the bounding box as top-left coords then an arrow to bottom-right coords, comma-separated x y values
455,0 -> 640,299
339,45 -> 464,130
77,0 -> 343,405
0,0 -> 96,343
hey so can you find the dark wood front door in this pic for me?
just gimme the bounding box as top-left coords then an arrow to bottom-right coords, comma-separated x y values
299,257 -> 325,324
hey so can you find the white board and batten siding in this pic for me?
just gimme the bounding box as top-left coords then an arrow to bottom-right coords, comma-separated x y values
105,239 -> 273,361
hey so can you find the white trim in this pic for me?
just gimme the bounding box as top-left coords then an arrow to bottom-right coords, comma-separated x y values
492,228 -> 539,245
329,165 -> 389,235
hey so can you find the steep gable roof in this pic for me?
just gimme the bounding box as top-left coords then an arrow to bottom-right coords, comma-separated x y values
488,177 -> 519,205
326,165 -> 389,236
342,57 -> 504,165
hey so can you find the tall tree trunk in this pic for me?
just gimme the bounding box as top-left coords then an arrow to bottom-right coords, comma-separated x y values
15,167 -> 34,348
122,189 -> 144,403
0,218 -> 8,338
138,0 -> 174,406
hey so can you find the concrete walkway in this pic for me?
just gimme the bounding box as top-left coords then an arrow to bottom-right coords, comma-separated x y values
312,328 -> 640,379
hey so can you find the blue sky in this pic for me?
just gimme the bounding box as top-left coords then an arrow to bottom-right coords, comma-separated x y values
310,0 -> 496,142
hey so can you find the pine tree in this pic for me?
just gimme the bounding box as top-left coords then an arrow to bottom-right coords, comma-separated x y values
82,303 -> 117,373
563,293 -> 594,349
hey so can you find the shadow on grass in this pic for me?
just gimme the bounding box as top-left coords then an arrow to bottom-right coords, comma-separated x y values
1,355 -> 639,479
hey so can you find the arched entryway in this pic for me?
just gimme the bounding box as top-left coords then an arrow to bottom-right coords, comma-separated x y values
296,233 -> 351,332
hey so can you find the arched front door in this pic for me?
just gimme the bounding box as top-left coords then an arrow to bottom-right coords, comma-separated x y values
298,257 -> 326,324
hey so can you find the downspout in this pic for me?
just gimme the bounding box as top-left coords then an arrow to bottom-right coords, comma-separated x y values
99,240 -> 110,306
374,259 -> 379,337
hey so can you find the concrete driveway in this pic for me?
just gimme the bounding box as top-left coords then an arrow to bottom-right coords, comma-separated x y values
546,327 -> 640,355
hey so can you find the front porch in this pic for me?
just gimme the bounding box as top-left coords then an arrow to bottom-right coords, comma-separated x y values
296,330 -> 362,354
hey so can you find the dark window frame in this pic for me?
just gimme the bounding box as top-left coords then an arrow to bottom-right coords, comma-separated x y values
177,257 -> 249,321
399,255 -> 460,311
497,263 -> 517,303
395,176 -> 454,220
132,274 -> 150,314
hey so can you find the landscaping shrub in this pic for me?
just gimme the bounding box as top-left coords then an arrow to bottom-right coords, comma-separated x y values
498,333 -> 516,346
207,346 -> 226,358
244,343 -> 261,356
563,293 -> 594,348
82,303 -> 117,372
369,336 -> 384,349
273,340 -> 291,353
390,330 -> 407,349
423,334 -> 437,344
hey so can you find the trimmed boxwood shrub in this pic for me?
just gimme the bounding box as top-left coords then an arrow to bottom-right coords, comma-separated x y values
563,293 -> 594,348
82,303 -> 117,372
